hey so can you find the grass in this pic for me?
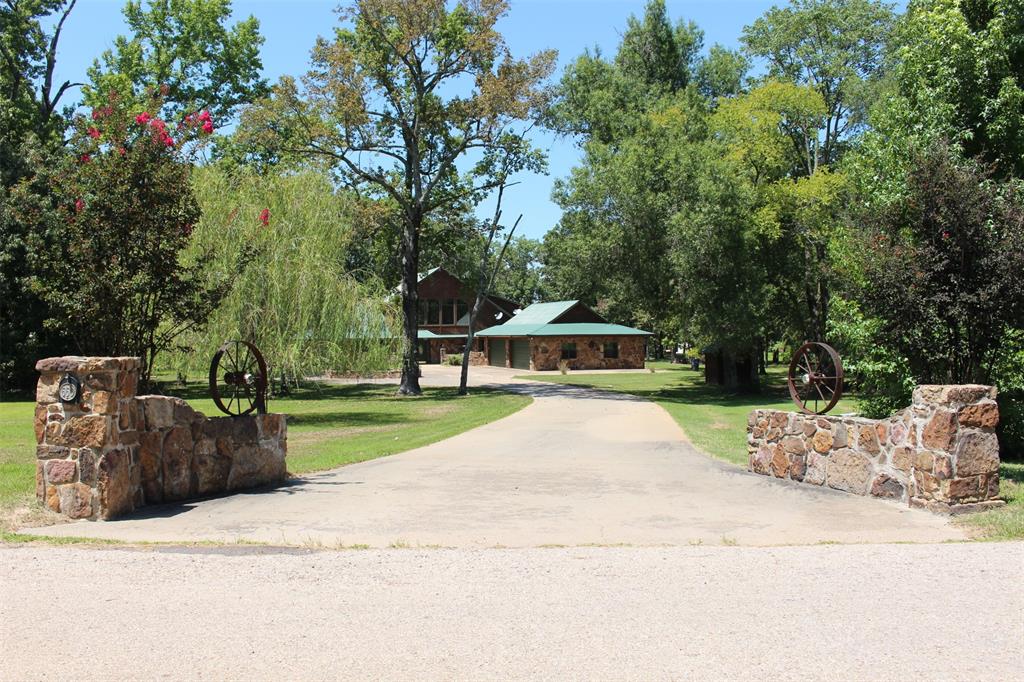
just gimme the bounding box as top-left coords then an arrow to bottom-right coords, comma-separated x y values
0,381 -> 530,532
521,361 -> 854,467
957,462 -> 1024,541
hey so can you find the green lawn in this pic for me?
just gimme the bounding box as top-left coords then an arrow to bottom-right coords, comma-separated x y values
0,383 -> 530,531
521,361 -> 1023,540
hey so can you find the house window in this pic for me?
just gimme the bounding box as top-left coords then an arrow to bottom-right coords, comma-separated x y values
561,342 -> 577,360
442,298 -> 456,325
427,299 -> 440,325
457,299 -> 469,323
603,342 -> 619,359
417,300 -> 428,325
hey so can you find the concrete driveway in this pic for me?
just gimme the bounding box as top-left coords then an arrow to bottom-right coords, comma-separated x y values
28,365 -> 964,546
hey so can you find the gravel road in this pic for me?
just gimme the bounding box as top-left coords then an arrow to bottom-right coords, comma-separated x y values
2,542 -> 1021,680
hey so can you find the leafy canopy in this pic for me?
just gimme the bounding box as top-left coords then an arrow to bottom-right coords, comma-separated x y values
84,0 -> 267,123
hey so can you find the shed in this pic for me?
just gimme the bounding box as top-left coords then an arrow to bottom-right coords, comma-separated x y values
476,301 -> 651,371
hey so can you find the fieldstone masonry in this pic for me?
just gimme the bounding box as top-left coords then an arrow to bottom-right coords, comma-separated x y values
747,384 -> 1003,514
35,356 -> 287,521
531,336 -> 646,371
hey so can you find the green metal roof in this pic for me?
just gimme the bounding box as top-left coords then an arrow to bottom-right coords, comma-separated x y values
507,300 -> 579,325
418,267 -> 441,282
475,324 -> 542,337
531,323 -> 651,336
476,322 -> 651,338
417,329 -> 467,339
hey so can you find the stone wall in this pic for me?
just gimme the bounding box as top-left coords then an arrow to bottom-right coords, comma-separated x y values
747,385 -> 1003,514
531,336 -> 646,371
35,356 -> 287,521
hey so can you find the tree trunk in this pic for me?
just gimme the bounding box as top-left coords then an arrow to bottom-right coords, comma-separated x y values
397,217 -> 422,396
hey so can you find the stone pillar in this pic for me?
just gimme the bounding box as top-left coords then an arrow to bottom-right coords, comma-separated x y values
909,385 -> 1002,513
35,356 -> 142,520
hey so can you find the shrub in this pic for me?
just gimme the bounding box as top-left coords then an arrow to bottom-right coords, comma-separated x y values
445,354 -> 462,366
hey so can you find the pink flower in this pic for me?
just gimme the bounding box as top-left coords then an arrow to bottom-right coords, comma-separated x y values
118,146 -> 127,156
164,136 -> 175,147
91,109 -> 102,120
87,127 -> 101,139
201,120 -> 214,134
74,198 -> 84,213
150,118 -> 167,132
80,153 -> 91,163
135,112 -> 151,125
198,110 -> 211,122
941,230 -> 951,240
259,208 -> 270,226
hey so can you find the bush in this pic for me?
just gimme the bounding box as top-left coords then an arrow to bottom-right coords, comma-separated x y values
998,392 -> 1024,461
827,297 -> 915,417
445,354 -> 462,366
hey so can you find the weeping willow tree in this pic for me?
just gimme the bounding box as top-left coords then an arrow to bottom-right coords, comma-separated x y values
165,166 -> 401,383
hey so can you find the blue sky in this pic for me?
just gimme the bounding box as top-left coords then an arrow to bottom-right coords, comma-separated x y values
53,0 -> 796,239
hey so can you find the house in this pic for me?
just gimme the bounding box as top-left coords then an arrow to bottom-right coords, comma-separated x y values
475,300 -> 651,370
413,267 -> 520,364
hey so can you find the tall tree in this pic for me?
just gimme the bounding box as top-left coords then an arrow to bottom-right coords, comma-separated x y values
615,0 -> 702,93
1,0 -> 81,390
742,0 -> 895,172
0,0 -> 79,146
695,44 -> 749,103
84,0 -> 267,123
240,0 -> 555,395
853,0 -> 1024,192
489,235 -> 543,305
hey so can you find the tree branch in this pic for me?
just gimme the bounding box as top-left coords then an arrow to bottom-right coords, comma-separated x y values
41,0 -> 77,116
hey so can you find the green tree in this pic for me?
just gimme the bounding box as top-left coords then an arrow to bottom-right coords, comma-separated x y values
615,0 -> 702,93
84,0 -> 267,123
0,0 -> 79,149
172,166 -> 402,383
709,80 -> 850,343
670,148 -> 770,386
11,95 -> 225,386
852,0 -> 1024,197
742,0 -> 895,171
239,0 -> 555,395
695,44 -> 749,102
1,0 -> 81,390
489,235 -> 542,305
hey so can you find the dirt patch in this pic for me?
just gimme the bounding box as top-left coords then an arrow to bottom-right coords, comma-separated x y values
2,496 -> 68,531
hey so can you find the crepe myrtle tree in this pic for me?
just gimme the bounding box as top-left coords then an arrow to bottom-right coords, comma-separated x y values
239,0 -> 556,395
15,91 -> 225,387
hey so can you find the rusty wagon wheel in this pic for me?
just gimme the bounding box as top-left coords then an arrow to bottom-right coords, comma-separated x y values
787,342 -> 844,415
209,340 -> 268,416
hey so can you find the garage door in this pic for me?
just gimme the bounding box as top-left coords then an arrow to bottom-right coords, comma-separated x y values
511,339 -> 531,370
488,339 -> 506,367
